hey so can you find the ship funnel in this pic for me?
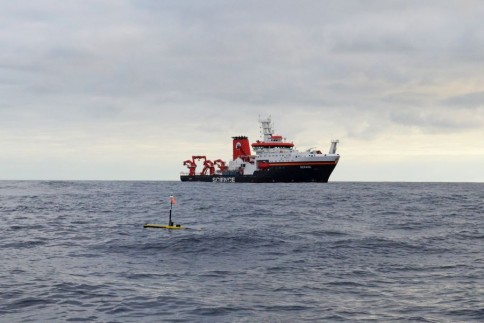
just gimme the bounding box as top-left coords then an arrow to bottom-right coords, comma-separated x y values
329,140 -> 339,154
232,136 -> 251,161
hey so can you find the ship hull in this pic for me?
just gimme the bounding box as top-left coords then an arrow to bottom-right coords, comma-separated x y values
180,163 -> 337,183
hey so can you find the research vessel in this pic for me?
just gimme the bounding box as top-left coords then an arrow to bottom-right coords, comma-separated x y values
180,117 -> 340,183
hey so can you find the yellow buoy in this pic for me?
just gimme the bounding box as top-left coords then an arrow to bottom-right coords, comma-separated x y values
143,224 -> 185,230
144,195 -> 189,230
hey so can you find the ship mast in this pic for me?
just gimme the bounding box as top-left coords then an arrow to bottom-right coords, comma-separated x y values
259,116 -> 273,142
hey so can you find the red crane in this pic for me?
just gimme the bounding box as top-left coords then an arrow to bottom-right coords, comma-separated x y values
183,155 -> 208,176
183,159 -> 197,176
214,159 -> 228,172
201,159 -> 215,175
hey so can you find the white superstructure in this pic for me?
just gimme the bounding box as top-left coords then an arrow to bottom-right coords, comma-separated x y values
228,117 -> 339,176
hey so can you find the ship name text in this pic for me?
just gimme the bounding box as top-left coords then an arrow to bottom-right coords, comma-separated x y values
212,177 -> 236,183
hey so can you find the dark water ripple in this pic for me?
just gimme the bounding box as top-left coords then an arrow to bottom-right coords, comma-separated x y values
1,181 -> 483,322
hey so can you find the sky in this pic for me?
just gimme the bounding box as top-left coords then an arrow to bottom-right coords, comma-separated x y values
1,0 -> 483,182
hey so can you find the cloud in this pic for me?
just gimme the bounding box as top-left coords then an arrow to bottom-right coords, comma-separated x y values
443,91 -> 484,109
389,107 -> 482,132
0,0 -> 483,180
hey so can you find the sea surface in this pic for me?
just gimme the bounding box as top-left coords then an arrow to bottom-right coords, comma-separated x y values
0,181 -> 483,322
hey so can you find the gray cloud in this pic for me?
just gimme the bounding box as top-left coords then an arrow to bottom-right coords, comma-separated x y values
389,107 -> 481,131
1,0 -> 483,180
443,91 -> 484,109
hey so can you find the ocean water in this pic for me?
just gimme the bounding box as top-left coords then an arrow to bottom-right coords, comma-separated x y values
0,181 -> 483,322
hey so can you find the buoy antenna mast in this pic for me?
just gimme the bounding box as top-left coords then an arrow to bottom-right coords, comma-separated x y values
169,195 -> 176,226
